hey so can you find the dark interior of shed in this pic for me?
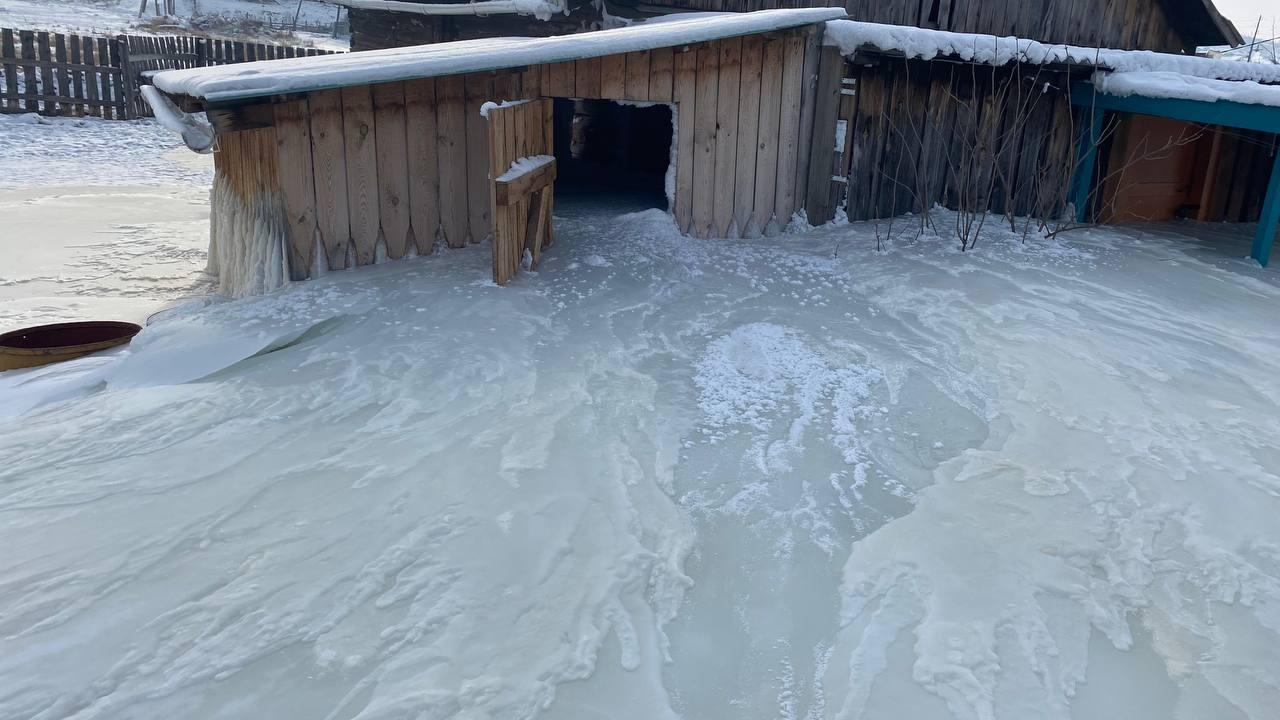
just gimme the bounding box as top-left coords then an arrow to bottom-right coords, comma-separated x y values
550,98 -> 672,212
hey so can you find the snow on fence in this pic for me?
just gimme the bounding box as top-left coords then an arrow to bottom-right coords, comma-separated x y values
0,27 -> 338,120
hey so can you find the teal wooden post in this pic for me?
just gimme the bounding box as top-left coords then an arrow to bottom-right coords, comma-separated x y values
1251,152 -> 1280,268
1070,105 -> 1105,223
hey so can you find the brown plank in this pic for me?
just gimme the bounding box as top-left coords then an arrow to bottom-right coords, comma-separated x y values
341,85 -> 380,266
435,74 -> 469,249
273,99 -> 318,280
308,88 -> 351,270
794,27 -> 824,224
548,61 -> 575,97
752,37 -> 783,235
464,73 -> 493,244
672,46 -> 698,232
692,43 -> 719,239
712,37 -> 741,238
495,158 -> 556,205
803,46 -> 845,225
372,82 -> 413,260
775,34 -> 805,225
599,53 -> 626,100
649,46 -> 673,103
625,49 -> 651,101
734,35 -> 763,237
405,77 -> 441,254
575,57 -> 601,99
488,104 -> 510,283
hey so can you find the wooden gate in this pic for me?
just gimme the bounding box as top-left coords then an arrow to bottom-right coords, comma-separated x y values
486,98 -> 555,285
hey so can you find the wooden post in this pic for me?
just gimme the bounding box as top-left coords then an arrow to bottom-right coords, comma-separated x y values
802,45 -> 844,225
1250,151 -> 1280,268
1196,125 -> 1224,222
1,29 -> 18,112
1070,105 -> 1105,223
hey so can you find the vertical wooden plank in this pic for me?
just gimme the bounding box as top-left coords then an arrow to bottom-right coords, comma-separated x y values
794,27 -> 824,224
548,61 -> 575,97
625,49 -> 651,101
464,73 -> 493,244
803,46 -> 844,225
36,32 -> 55,114
1,30 -> 19,112
520,63 -> 542,98
96,37 -> 115,119
673,46 -> 698,233
19,31 -> 37,113
712,38 -> 741,238
752,37 -> 783,235
373,82 -> 413,260
405,78 -> 442,255
53,34 -> 71,116
775,33 -> 804,225
308,89 -> 352,270
82,36 -> 100,117
599,53 -> 626,100
341,85 -> 380,266
436,74 -> 469,249
649,46 -> 673,103
575,57 -> 601,99
488,105 -> 509,283
692,42 -> 719,239
274,99 -> 318,280
68,33 -> 84,116
734,35 -> 763,237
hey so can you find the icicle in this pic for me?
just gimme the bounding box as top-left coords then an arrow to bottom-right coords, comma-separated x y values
207,177 -> 289,298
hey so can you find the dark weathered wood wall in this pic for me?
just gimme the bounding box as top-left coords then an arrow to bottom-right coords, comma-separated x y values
845,0 -> 1194,52
840,57 -> 1077,223
211,26 -> 828,282
353,0 -> 1201,54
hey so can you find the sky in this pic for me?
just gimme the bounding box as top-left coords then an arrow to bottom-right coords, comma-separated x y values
1215,0 -> 1278,39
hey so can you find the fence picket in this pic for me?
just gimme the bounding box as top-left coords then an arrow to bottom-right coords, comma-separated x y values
2,26 -> 337,118
1,29 -> 17,112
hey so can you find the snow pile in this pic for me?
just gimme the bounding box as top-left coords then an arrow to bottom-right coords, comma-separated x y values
1095,70 -> 1280,107
824,19 -> 1280,84
153,8 -> 846,101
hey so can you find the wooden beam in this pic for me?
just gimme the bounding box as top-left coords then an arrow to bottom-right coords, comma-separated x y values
494,157 -> 556,206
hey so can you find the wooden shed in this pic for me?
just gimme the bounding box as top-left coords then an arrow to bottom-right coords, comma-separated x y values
148,9 -> 846,292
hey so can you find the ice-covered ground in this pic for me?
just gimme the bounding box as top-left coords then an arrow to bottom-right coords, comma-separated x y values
3,115 -> 1280,720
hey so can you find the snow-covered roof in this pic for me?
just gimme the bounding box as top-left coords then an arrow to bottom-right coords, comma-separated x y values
824,20 -> 1280,86
153,8 -> 845,102
1094,71 -> 1280,109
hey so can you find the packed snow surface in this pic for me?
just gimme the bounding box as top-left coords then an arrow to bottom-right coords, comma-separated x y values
5,117 -> 1280,720
824,19 -> 1280,84
152,8 -> 845,101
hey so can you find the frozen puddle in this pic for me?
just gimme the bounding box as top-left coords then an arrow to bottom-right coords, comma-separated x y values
2,199 -> 1280,719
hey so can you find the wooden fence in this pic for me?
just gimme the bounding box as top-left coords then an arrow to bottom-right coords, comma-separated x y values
0,28 -> 337,120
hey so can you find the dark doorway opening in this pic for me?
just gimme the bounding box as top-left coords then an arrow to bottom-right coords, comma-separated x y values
551,98 -> 673,213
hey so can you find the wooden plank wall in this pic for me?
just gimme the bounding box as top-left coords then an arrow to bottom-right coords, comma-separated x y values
842,58 -> 1077,223
845,0 -> 1192,53
0,27 -> 335,118
212,27 -> 828,281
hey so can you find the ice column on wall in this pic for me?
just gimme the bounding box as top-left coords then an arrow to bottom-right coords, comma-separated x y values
207,129 -> 290,298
